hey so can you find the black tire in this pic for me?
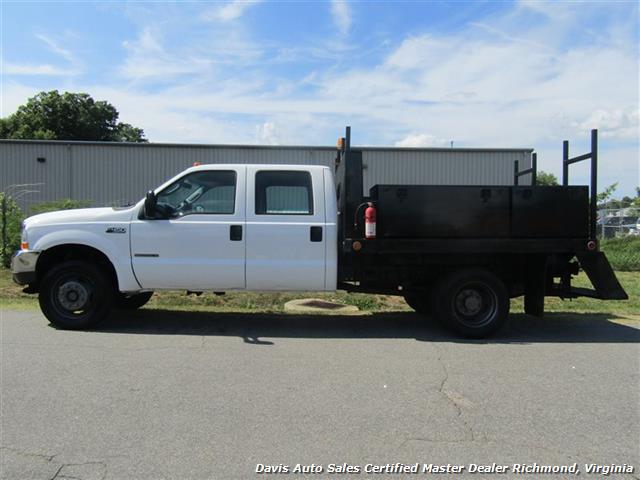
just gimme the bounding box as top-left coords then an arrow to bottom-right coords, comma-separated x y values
404,291 -> 431,315
116,291 -> 153,310
432,269 -> 509,338
38,260 -> 114,329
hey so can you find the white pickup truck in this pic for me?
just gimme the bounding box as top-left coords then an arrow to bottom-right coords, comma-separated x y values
11,128 -> 627,337
13,164 -> 338,321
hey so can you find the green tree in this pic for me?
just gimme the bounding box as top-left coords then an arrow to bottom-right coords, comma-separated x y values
597,182 -> 618,206
0,90 -> 147,142
536,170 -> 559,186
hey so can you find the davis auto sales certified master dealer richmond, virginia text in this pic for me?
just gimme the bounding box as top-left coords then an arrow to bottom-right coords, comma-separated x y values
254,462 -> 635,475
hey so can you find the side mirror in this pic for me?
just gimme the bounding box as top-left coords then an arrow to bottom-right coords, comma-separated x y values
144,191 -> 157,218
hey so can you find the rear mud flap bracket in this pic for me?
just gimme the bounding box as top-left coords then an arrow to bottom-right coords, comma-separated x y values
576,251 -> 628,300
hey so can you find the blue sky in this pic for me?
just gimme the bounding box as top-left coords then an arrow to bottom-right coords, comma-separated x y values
1,0 -> 638,196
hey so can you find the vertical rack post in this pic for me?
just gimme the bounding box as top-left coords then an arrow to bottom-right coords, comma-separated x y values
531,153 -> 537,186
561,129 -> 599,242
590,129 -> 598,240
562,140 -> 569,186
514,153 -> 537,186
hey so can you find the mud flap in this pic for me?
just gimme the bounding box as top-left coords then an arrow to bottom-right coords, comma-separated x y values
524,255 -> 546,317
576,251 -> 628,300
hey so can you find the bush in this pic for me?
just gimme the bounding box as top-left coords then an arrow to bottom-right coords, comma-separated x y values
600,236 -> 640,271
29,199 -> 92,215
0,197 -> 91,268
0,193 -> 25,267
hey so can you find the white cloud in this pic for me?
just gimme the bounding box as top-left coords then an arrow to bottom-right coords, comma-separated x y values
255,122 -> 279,145
1,83 -> 41,118
202,0 -> 262,22
36,34 -> 76,64
7,33 -> 84,77
119,27 -> 213,80
3,63 -> 75,76
331,0 -> 352,36
517,0 -> 575,20
395,133 -> 449,148
577,108 -> 639,140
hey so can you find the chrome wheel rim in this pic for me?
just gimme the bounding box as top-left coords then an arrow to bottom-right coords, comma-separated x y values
57,280 -> 90,311
50,273 -> 97,318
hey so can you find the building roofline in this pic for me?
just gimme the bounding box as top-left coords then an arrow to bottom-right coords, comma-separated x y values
0,138 -> 534,153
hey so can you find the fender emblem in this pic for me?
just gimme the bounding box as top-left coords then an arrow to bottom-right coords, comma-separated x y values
106,227 -> 127,234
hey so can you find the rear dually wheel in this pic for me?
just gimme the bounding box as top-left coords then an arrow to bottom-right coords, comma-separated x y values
432,269 -> 509,338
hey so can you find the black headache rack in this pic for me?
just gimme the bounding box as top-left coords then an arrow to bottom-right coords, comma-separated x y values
334,126 -> 627,302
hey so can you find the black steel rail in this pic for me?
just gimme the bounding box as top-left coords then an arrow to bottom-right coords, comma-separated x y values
514,153 -> 538,186
563,129 -> 598,242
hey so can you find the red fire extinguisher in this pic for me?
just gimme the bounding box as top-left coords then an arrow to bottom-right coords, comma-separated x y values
365,202 -> 376,239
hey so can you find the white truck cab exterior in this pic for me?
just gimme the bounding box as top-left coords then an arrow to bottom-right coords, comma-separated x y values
129,164 -> 337,292
12,164 -> 337,328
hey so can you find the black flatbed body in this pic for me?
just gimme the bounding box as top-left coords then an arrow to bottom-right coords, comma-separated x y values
369,184 -> 589,239
333,128 -> 627,304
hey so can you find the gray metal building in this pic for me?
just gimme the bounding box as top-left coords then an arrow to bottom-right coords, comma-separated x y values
1,139 -> 533,211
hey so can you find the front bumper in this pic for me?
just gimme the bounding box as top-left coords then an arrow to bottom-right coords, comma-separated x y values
11,250 -> 40,285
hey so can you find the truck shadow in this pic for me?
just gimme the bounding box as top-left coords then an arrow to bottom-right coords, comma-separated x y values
90,309 -> 640,344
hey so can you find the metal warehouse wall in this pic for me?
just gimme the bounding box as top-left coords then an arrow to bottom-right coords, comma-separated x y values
1,140 -> 532,211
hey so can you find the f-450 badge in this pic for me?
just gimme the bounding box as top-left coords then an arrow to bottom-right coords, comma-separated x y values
105,227 -> 127,234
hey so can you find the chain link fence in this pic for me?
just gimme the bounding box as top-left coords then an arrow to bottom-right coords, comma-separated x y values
598,207 -> 640,238
597,207 -> 640,271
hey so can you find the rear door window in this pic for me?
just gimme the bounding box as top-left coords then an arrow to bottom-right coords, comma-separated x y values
255,171 -> 313,215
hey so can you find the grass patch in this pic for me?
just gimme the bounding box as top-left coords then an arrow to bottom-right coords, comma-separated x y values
144,289 -> 400,314
1,267 -> 637,318
511,271 -> 639,319
600,237 -> 640,271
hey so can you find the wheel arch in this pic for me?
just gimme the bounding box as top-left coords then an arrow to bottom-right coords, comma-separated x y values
36,244 -> 119,292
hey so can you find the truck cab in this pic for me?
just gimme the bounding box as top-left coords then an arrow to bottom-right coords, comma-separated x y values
131,164 -> 337,292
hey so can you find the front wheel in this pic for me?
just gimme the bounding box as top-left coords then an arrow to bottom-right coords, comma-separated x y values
432,269 -> 509,338
39,260 -> 114,329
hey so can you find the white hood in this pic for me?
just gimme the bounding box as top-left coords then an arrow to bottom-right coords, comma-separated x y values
25,206 -> 138,228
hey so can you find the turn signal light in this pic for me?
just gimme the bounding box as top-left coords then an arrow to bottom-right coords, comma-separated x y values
21,242 -> 29,250
337,138 -> 345,150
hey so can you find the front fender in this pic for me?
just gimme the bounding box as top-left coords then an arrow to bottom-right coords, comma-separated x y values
33,229 -> 141,292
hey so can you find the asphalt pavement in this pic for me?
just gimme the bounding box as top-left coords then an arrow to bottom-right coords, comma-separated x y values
1,308 -> 639,480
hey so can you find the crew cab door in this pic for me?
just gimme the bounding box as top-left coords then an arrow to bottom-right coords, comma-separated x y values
245,166 -> 327,290
130,167 -> 245,290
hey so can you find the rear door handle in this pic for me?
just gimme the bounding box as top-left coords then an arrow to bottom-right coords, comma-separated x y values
310,226 -> 323,242
230,225 -> 242,241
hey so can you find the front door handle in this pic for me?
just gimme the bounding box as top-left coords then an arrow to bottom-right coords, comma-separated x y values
310,226 -> 323,242
230,225 -> 242,241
